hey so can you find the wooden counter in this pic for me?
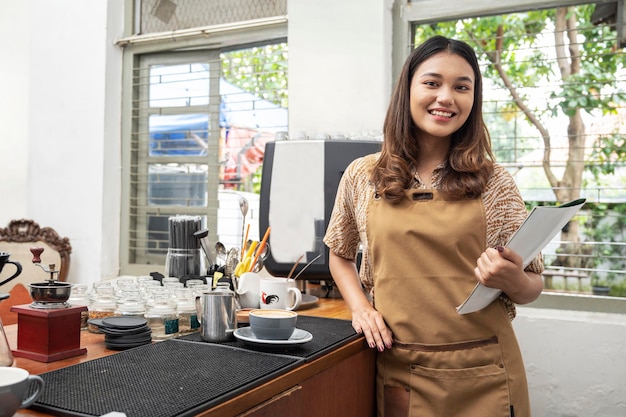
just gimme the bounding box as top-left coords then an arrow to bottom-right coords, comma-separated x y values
7,294 -> 376,417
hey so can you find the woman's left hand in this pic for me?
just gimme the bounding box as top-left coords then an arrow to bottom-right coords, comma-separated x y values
475,246 -> 543,304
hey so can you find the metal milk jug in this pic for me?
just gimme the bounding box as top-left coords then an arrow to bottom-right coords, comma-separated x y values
195,286 -> 237,342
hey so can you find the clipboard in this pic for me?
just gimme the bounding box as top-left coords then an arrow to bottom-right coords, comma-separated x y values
456,198 -> 586,314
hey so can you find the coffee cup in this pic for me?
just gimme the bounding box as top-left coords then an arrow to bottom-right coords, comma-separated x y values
259,277 -> 301,311
0,367 -> 45,417
249,309 -> 297,340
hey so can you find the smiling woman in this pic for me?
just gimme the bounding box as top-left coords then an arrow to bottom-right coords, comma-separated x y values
325,36 -> 544,417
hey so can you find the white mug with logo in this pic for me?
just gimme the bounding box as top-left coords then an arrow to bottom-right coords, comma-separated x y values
0,367 -> 45,417
259,277 -> 302,311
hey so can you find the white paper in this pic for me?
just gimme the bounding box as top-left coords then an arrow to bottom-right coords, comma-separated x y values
456,198 -> 586,314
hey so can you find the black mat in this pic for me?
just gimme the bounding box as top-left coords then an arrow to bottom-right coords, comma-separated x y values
177,315 -> 359,361
30,340 -> 302,417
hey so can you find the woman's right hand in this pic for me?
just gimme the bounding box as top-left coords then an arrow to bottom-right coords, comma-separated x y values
328,251 -> 394,351
351,304 -> 394,351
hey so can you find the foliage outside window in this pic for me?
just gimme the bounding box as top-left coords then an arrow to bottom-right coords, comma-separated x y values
414,3 -> 626,295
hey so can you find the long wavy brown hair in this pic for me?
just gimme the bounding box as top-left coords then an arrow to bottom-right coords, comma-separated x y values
372,36 -> 494,202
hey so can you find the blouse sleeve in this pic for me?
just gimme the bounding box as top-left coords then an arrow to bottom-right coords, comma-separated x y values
486,165 -> 545,275
323,157 -> 366,261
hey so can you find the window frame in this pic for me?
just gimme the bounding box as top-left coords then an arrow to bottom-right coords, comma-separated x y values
396,0 -> 626,308
119,19 -> 287,276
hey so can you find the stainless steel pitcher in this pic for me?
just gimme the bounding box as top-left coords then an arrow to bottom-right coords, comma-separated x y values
195,289 -> 237,342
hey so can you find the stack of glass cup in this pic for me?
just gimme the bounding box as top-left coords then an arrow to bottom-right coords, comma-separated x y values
71,274 -> 212,341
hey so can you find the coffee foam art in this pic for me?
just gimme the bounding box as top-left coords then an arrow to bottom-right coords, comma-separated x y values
250,309 -> 297,318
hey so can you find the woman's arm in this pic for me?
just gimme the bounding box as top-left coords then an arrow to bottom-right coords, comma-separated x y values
475,246 -> 544,304
329,251 -> 393,351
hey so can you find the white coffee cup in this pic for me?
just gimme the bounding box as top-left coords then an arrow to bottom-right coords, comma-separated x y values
0,367 -> 45,417
259,277 -> 302,311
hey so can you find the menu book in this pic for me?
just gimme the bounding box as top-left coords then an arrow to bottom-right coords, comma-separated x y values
456,198 -> 587,315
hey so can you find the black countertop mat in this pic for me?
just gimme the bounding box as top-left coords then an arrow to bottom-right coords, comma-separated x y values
177,315 -> 359,361
30,340 -> 302,417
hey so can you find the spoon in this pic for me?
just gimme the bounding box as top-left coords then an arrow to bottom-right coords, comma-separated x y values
239,197 -> 249,259
214,242 -> 227,266
225,247 -> 240,277
246,242 -> 270,273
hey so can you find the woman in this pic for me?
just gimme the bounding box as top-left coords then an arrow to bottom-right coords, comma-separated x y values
324,36 -> 544,417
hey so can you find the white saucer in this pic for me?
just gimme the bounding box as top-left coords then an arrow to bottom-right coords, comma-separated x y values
234,327 -> 313,347
296,294 -> 319,310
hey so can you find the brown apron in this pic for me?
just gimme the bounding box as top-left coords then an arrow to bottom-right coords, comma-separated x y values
367,189 -> 530,417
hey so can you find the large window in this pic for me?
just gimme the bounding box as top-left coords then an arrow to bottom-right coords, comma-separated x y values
119,5 -> 287,275
408,0 -> 626,296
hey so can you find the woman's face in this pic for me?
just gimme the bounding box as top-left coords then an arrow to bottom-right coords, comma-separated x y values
409,51 -> 475,143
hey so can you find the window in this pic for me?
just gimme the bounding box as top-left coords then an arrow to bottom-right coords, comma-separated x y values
119,12 -> 287,275
407,0 -> 626,296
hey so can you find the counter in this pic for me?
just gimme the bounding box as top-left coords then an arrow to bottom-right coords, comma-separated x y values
7,294 -> 376,417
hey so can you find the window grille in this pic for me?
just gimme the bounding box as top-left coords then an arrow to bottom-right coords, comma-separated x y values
138,0 -> 287,34
124,42 -> 287,271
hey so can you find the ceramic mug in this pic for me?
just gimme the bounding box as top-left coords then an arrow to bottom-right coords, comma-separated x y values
259,277 -> 302,311
0,367 -> 45,417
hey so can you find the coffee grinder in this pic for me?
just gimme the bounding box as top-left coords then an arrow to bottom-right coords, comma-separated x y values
10,247 -> 86,362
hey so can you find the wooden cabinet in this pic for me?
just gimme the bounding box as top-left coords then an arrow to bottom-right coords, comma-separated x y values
238,346 -> 376,417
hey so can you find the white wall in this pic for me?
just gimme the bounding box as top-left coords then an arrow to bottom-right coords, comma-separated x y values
515,307 -> 626,417
0,1 -> 30,219
288,0 -> 393,138
0,0 -> 124,286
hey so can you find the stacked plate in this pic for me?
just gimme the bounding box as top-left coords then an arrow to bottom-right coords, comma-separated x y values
93,317 -> 152,350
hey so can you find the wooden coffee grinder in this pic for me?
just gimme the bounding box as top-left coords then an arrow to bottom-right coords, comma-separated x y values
10,247 -> 86,362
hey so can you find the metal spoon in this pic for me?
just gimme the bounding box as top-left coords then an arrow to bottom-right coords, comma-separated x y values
250,243 -> 270,272
225,247 -> 240,277
239,197 -> 249,253
214,241 -> 227,266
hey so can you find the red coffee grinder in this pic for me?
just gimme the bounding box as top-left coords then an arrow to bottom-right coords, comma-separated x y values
10,247 -> 86,362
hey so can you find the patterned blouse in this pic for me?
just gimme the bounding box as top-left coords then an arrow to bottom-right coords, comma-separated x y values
323,153 -> 544,320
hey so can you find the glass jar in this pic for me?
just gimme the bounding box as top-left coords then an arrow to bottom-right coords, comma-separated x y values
115,294 -> 146,318
185,279 -> 204,288
87,286 -> 117,333
164,248 -> 204,279
67,283 -> 90,330
175,288 -> 199,334
145,293 -> 179,340
90,281 -> 113,303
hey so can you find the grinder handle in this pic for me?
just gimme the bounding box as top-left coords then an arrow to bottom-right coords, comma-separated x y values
30,247 -> 44,263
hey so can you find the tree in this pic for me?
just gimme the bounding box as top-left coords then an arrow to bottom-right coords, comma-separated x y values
221,43 -> 289,108
416,4 -> 626,248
